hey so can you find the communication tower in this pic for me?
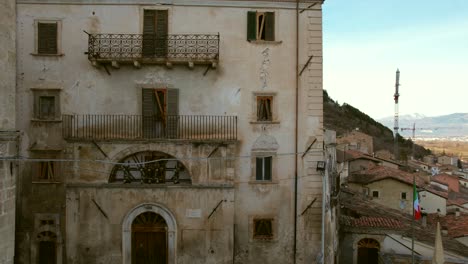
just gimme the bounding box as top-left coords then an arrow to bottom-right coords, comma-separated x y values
394,69 -> 400,160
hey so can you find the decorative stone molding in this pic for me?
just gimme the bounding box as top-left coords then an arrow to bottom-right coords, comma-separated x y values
252,134 -> 279,151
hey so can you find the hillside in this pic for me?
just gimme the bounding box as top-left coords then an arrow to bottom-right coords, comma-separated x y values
323,90 -> 431,160
378,113 -> 468,140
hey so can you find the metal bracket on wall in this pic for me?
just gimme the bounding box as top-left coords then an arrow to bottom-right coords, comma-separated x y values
301,137 -> 317,158
207,199 -> 225,219
92,140 -> 108,158
300,198 -> 317,216
299,55 -> 314,76
300,2 -> 318,13
91,198 -> 109,220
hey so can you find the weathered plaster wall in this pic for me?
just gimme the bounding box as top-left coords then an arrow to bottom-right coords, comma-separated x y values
419,190 -> 446,215
0,0 -> 17,263
350,179 -> 413,215
16,1 -> 324,263
66,187 -> 234,264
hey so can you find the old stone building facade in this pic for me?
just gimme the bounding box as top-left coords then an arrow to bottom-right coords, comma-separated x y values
14,0 -> 326,263
0,0 -> 19,263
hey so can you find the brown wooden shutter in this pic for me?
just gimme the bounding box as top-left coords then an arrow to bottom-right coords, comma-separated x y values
38,22 -> 58,54
155,10 -> 168,57
166,89 -> 179,138
143,10 -> 156,57
247,11 -> 257,41
265,12 -> 275,41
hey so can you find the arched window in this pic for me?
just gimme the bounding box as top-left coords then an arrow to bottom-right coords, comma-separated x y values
357,238 -> 380,264
110,151 -> 190,184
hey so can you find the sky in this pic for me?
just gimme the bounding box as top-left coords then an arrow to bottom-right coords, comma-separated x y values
322,0 -> 468,120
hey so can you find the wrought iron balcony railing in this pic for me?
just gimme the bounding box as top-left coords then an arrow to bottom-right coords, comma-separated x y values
62,115 -> 237,141
87,33 -> 219,65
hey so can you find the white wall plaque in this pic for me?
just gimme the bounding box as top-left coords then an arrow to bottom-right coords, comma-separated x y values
186,209 -> 202,218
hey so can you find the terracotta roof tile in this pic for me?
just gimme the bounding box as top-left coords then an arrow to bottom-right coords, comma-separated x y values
432,174 -> 460,192
349,165 -> 426,187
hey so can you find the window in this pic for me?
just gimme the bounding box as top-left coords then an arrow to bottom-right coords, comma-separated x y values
253,218 -> 273,240
401,192 -> 407,200
39,161 -> 55,181
256,156 -> 272,181
32,89 -> 61,121
142,9 -> 169,58
141,88 -> 178,138
372,191 -> 379,198
257,96 -> 272,121
34,20 -> 62,55
39,96 -> 55,119
247,11 -> 275,41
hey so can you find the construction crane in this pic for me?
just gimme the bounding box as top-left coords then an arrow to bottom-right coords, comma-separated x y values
400,123 -> 462,139
394,69 -> 400,160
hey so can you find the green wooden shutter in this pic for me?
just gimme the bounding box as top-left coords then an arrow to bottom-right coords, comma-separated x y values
155,10 -> 168,58
142,10 -> 156,57
247,11 -> 257,41
166,89 -> 179,138
38,22 -> 58,54
265,12 -> 275,41
142,88 -> 157,138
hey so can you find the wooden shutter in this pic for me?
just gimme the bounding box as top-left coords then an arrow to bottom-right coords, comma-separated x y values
264,12 -> 275,41
38,22 -> 58,54
256,157 -> 263,180
154,10 -> 168,57
166,89 -> 179,138
143,10 -> 156,57
247,11 -> 257,41
264,156 -> 272,181
142,88 -> 157,138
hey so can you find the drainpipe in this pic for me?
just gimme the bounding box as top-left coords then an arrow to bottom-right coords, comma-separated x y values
293,0 -> 299,263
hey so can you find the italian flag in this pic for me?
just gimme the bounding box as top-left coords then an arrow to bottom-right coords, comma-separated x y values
413,182 -> 421,220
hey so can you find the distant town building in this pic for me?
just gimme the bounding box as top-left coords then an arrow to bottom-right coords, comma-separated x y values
337,130 -> 374,155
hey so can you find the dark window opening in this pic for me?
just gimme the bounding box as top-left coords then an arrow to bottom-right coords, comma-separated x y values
253,218 -> 273,240
257,96 -> 272,121
372,191 -> 379,198
39,96 -> 55,119
39,161 -> 55,181
401,192 -> 407,200
247,11 -> 275,41
38,22 -> 58,54
256,156 -> 272,181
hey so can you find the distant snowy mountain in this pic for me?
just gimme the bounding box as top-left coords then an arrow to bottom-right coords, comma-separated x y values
377,113 -> 468,139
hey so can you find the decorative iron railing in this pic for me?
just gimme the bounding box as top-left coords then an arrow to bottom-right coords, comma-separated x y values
87,33 -> 219,63
62,115 -> 237,141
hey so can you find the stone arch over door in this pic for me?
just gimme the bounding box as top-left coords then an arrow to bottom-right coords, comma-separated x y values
122,203 -> 177,264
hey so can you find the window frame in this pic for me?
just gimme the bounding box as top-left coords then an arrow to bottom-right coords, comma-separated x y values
252,92 -> 279,124
372,190 -> 380,198
33,19 -> 63,56
247,11 -> 280,43
401,192 -> 407,200
250,151 -> 277,184
255,156 -> 272,181
249,215 -> 278,242
32,89 -> 61,122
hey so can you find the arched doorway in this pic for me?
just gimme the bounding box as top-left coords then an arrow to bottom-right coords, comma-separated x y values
132,212 -> 168,264
122,203 -> 177,264
357,238 -> 380,264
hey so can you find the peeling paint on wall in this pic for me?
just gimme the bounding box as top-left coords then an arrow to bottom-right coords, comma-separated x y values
260,48 -> 270,90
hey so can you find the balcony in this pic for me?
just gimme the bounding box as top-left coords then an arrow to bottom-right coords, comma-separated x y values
86,33 -> 219,68
62,115 -> 237,142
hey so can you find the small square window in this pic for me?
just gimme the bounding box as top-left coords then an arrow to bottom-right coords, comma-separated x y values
33,89 -> 61,121
401,192 -> 407,200
257,96 -> 272,121
253,218 -> 273,240
256,156 -> 272,181
247,11 -> 275,41
372,191 -> 379,198
37,22 -> 58,54
39,96 -> 56,119
38,161 -> 56,181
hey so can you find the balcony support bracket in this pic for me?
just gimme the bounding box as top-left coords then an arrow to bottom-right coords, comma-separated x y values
166,62 -> 173,69
188,61 -> 194,69
133,61 -> 141,69
111,61 -> 120,69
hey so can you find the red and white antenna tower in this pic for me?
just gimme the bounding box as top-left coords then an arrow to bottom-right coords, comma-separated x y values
394,69 -> 400,160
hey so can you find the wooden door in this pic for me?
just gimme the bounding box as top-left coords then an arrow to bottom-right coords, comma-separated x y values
132,212 -> 168,264
38,241 -> 56,264
142,10 -> 168,58
142,89 -> 166,138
